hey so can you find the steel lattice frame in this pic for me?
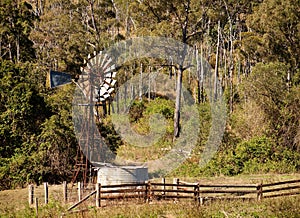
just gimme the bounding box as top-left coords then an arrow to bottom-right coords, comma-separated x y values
71,51 -> 117,185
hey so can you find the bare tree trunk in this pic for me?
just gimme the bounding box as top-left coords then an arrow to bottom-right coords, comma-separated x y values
229,20 -> 234,113
139,63 -> 143,101
124,71 -> 127,111
196,45 -> 204,103
116,87 -> 119,114
111,0 -> 119,20
148,66 -> 151,102
8,43 -> 12,62
89,0 -> 100,43
174,66 -> 183,138
237,59 -> 241,85
174,62 -> 176,90
169,58 -> 173,79
224,0 -> 234,113
196,46 -> 201,103
173,0 -> 190,138
214,21 -> 220,100
16,35 -> 20,63
200,45 -> 205,102
35,0 -> 44,16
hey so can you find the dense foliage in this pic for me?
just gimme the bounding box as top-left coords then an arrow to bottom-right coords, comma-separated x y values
0,0 -> 299,189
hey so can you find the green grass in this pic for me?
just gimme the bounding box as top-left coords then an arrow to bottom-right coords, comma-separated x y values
1,174 -> 300,217
92,196 -> 300,218
2,196 -> 300,217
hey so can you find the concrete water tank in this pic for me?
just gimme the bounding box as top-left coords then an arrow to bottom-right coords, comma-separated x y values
96,165 -> 148,185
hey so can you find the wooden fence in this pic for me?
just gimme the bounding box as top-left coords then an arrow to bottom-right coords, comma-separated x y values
28,178 -> 300,214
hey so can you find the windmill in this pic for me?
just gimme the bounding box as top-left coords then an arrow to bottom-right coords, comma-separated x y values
49,51 -> 117,185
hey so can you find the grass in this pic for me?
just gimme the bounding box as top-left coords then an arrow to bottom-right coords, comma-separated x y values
89,196 -> 300,218
2,195 -> 300,217
1,174 -> 300,217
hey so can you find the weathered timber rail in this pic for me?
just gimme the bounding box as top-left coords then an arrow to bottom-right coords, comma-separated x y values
27,178 -> 300,215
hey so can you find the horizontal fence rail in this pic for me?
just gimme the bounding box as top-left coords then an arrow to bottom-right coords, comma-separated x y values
28,178 -> 300,215
262,179 -> 300,199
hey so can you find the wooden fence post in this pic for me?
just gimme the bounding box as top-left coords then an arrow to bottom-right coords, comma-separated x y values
145,181 -> 148,202
197,182 -> 204,205
63,181 -> 68,203
257,183 -> 263,201
145,181 -> 151,203
194,183 -> 200,204
161,178 -> 166,198
28,184 -> 34,205
44,182 -> 48,204
96,183 -> 101,207
173,178 -> 179,201
78,182 -> 82,201
35,197 -> 38,218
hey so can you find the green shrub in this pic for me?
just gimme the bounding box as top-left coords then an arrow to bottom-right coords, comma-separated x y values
201,136 -> 300,176
129,101 -> 146,123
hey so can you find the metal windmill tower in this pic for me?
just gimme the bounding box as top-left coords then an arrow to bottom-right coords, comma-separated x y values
49,51 -> 117,186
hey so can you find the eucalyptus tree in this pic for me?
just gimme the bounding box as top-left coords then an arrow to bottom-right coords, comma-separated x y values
126,0 -> 265,135
236,0 -> 300,148
239,0 -> 300,83
0,1 -> 45,157
242,62 -> 300,150
0,0 -> 36,63
128,0 -> 212,137
30,0 -> 119,73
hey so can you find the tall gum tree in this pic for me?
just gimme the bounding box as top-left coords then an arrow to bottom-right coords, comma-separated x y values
241,0 -> 300,82
129,0 -> 210,137
0,0 -> 36,63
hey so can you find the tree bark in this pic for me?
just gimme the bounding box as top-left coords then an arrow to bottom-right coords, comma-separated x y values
89,0 -> 100,43
214,20 -> 220,100
173,0 -> 190,138
174,66 -> 183,138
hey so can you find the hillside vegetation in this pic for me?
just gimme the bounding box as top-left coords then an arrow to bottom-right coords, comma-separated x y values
0,0 -> 300,190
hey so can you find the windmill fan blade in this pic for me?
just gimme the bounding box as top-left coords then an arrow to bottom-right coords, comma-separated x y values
87,61 -> 94,71
105,71 -> 117,78
99,87 -> 107,96
90,56 -> 96,66
107,87 -> 114,93
76,51 -> 118,102
103,83 -> 110,90
111,80 -> 117,86
101,54 -> 108,68
103,58 -> 112,70
104,64 -> 115,73
80,66 -> 87,74
103,93 -> 110,99
105,78 -> 117,87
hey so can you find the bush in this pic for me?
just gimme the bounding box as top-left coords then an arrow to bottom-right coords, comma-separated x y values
201,136 -> 300,176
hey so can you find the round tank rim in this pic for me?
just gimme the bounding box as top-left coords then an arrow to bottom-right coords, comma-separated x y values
92,162 -> 148,170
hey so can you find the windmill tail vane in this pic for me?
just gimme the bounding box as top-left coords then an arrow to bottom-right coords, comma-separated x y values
49,70 -> 74,88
